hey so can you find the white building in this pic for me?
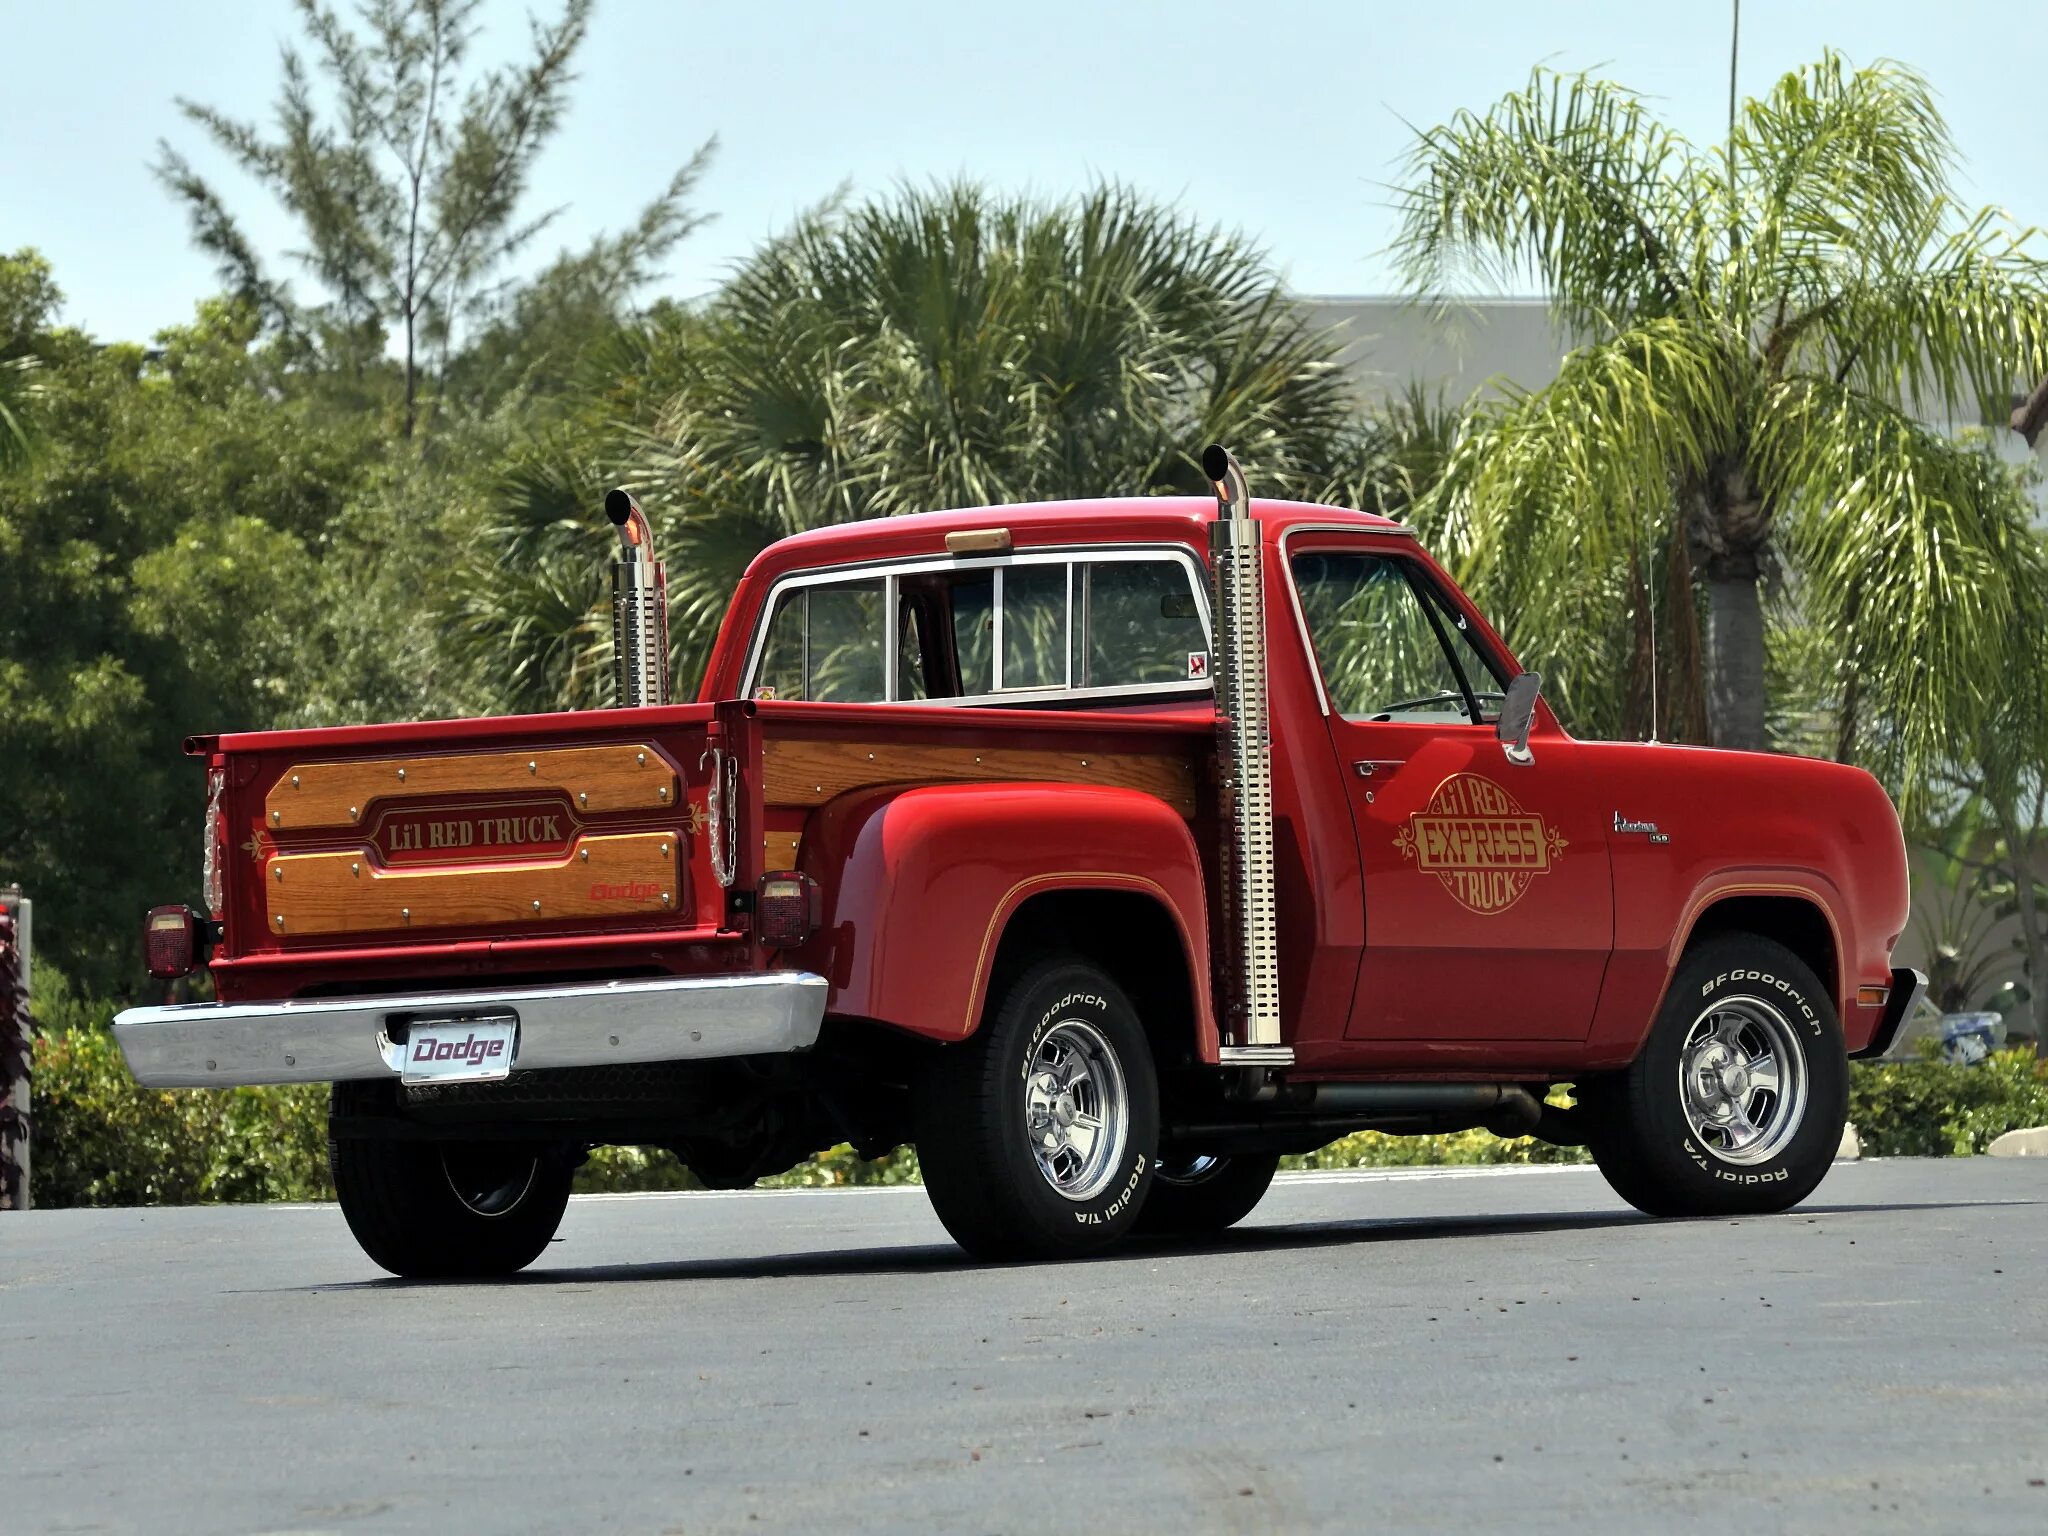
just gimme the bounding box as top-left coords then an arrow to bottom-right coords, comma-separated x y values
1301,295 -> 2048,503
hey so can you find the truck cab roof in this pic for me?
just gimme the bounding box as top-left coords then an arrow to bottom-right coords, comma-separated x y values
747,497 -> 1405,584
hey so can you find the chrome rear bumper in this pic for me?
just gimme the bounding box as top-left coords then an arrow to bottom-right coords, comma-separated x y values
113,972 -> 828,1088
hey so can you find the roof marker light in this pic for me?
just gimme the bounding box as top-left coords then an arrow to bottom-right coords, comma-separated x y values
944,528 -> 1013,555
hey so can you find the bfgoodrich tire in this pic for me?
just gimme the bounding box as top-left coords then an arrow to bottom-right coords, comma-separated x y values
1135,1154 -> 1279,1237
1585,934 -> 1848,1218
328,1081 -> 574,1278
914,957 -> 1159,1261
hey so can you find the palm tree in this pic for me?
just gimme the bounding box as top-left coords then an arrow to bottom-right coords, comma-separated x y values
0,355 -> 38,472
456,182 -> 1376,706
1394,54 -> 2048,784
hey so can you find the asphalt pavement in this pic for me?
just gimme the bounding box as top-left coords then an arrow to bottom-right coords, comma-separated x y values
4,1159 -> 2044,1535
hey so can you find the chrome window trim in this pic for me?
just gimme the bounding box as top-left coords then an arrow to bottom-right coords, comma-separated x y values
883,572 -> 899,702
740,544 -> 1214,708
1279,520 -> 1515,723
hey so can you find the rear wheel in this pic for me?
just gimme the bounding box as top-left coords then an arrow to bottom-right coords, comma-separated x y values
1135,1153 -> 1279,1236
914,957 -> 1159,1261
328,1082 -> 574,1278
1584,934 -> 1847,1218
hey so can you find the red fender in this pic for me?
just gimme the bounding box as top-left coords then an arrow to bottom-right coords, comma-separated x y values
795,782 -> 1217,1059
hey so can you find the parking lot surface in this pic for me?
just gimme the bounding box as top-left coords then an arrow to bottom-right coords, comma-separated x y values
5,1158 -> 2044,1534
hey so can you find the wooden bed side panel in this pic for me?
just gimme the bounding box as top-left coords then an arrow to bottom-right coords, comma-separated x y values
761,736 -> 1199,818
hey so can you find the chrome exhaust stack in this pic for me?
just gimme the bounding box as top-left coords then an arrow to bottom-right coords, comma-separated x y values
1202,445 -> 1286,1064
605,487 -> 670,709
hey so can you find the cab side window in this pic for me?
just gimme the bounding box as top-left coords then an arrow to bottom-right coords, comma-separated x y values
753,579 -> 887,702
1291,550 -> 1505,723
1081,560 -> 1209,689
999,565 -> 1069,691
750,553 -> 1210,705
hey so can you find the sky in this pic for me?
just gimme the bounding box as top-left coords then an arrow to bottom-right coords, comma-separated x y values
4,0 -> 2044,345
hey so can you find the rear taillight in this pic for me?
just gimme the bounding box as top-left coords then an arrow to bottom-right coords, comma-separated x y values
145,905 -> 202,980
756,871 -> 821,949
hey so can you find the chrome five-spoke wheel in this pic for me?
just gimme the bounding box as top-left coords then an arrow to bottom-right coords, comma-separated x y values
1024,1018 -> 1129,1201
1676,996 -> 1809,1165
914,957 -> 1159,1259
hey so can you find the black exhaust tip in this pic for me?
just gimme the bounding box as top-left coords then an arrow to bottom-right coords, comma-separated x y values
1201,443 -> 1231,482
604,487 -> 638,526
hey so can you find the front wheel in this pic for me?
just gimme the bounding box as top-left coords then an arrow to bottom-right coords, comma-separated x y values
1584,934 -> 1847,1218
328,1082 -> 574,1278
914,957 -> 1159,1261
1135,1153 -> 1279,1237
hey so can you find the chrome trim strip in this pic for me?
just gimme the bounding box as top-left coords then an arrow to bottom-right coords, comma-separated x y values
1218,1044 -> 1295,1067
883,572 -> 900,702
113,972 -> 829,1089
991,564 -> 1007,690
887,678 -> 1210,709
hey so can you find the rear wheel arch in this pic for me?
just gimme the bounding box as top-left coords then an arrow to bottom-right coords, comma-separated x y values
1676,892 -> 1840,1012
980,886 -> 1213,1071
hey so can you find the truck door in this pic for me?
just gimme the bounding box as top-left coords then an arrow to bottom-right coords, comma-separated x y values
1288,539 -> 1613,1043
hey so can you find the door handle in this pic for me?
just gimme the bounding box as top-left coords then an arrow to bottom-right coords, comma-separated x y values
1352,759 -> 1406,779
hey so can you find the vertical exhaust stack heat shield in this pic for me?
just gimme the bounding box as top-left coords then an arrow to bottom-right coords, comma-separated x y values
605,488 -> 670,709
1202,445 -> 1285,1060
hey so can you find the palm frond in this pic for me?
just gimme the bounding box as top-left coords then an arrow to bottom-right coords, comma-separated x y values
0,354 -> 42,472
1392,66 -> 1715,331
1755,378 -> 2048,794
1733,52 -> 1952,328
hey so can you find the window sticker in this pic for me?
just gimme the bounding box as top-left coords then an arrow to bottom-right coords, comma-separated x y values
1187,651 -> 1209,680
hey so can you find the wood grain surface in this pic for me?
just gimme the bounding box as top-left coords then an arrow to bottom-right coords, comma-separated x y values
264,830 -> 682,937
264,744 -> 678,832
760,737 -> 1197,817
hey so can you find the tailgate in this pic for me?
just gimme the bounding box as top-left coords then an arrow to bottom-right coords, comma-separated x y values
200,702 -> 761,998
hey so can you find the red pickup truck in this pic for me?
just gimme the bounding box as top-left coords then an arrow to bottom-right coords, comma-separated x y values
116,447 -> 1923,1276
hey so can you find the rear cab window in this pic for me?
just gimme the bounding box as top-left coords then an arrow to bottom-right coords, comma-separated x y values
744,549 -> 1211,708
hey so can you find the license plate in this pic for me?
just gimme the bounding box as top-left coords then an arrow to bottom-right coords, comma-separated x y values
396,1014 -> 518,1084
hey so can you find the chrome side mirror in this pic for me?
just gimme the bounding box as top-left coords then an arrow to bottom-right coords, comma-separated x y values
1498,671 -> 1542,766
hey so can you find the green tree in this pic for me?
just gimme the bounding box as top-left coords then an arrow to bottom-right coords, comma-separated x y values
1922,667 -> 2048,1041
0,250 -> 59,470
156,0 -> 712,438
0,276 -> 384,994
0,351 -> 40,472
1395,54 -> 2048,782
453,182 -> 1375,708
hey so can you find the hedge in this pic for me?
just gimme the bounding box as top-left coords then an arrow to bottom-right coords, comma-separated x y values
33,1025 -> 333,1206
24,1026 -> 2048,1207
1849,1047 -> 2048,1155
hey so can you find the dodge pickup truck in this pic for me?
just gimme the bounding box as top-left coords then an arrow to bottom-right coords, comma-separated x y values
115,446 -> 1924,1276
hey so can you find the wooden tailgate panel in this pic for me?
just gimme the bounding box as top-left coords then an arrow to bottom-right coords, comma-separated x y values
265,830 -> 681,938
264,744 -> 677,832
250,741 -> 700,942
